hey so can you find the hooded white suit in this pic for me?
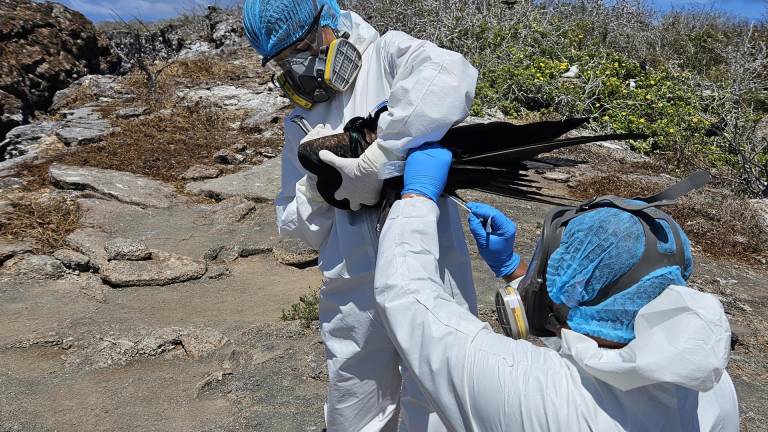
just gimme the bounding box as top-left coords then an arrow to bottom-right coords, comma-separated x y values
275,11 -> 478,431
374,197 -> 739,431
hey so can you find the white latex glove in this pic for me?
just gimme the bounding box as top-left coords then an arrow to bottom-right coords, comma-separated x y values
319,141 -> 393,211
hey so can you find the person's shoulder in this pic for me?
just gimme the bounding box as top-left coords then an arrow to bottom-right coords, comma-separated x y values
379,30 -> 417,44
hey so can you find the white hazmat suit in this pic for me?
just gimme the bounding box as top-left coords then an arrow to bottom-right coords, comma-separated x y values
374,197 -> 740,431
275,11 -> 479,431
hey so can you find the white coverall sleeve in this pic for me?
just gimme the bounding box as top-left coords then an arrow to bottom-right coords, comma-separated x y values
376,31 -> 478,158
274,119 -> 335,250
374,198 -> 624,432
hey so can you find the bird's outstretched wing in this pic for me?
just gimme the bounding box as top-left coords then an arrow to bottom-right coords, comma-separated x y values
296,112 -> 649,212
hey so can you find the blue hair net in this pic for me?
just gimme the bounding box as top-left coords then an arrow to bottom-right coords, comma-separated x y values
546,207 -> 693,343
242,0 -> 341,61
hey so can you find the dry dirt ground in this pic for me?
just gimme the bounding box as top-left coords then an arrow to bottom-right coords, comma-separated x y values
1,179 -> 765,431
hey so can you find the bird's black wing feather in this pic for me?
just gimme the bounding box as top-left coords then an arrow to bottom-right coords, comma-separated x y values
441,117 -> 592,157
457,133 -> 648,167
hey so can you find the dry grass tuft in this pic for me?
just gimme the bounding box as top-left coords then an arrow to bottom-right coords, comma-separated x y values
52,105 -> 278,184
572,174 -> 768,262
0,194 -> 81,254
161,57 -> 246,84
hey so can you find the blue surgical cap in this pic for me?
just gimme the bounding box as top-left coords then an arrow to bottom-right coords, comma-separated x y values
546,207 -> 693,343
242,0 -> 341,61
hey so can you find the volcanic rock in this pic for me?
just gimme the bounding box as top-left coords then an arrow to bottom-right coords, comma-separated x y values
104,238 -> 151,261
751,199 -> 768,227
273,238 -> 319,268
240,110 -> 280,132
208,197 -> 257,223
0,0 -> 119,141
542,171 -> 572,183
49,164 -> 183,208
64,327 -> 228,370
0,240 -> 35,265
181,164 -> 222,180
99,251 -> 207,287
53,248 -> 91,271
213,148 -> 246,165
206,6 -> 245,48
0,121 -> 61,161
5,255 -> 66,279
186,157 -> 282,202
114,106 -> 148,119
0,89 -> 23,139
76,273 -> 107,303
65,228 -> 109,270
50,75 -> 129,111
178,85 -> 289,112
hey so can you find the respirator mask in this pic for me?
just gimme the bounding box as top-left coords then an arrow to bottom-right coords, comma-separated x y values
264,6 -> 362,109
494,170 -> 711,339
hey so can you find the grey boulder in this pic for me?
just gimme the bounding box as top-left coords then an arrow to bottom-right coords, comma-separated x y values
0,121 -> 61,160
186,157 -> 281,202
213,148 -> 245,165
273,238 -> 318,268
178,85 -> 289,112
181,165 -> 222,180
5,255 -> 66,279
49,164 -> 183,209
65,228 -> 109,270
104,238 -> 151,261
100,251 -> 207,287
0,240 -> 36,264
53,248 -> 91,271
114,107 -> 148,119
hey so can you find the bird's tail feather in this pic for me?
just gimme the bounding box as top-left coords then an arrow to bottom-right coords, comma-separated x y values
457,133 -> 648,167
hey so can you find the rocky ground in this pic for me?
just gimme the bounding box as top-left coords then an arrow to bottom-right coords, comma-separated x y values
0,3 -> 767,431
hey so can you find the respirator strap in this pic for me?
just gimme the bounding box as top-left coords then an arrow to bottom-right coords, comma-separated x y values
580,170 -> 712,213
639,170 -> 711,203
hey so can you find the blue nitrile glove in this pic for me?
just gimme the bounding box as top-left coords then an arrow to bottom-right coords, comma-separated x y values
467,202 -> 521,278
401,143 -> 452,202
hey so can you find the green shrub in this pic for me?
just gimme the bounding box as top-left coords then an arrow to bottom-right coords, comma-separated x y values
281,287 -> 320,328
350,0 -> 768,196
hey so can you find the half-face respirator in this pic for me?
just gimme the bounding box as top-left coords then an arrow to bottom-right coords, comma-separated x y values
266,7 -> 362,109
494,170 -> 711,339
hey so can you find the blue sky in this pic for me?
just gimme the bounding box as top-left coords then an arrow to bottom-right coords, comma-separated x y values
58,0 -> 765,23
648,0 -> 766,20
56,0 -> 240,22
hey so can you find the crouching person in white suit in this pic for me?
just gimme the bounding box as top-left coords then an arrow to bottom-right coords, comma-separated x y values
374,143 -> 739,432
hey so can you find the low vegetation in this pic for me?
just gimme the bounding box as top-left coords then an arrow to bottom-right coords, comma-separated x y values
53,106 -> 274,184
349,0 -> 768,197
0,194 -> 81,254
281,287 -> 320,328
572,174 -> 768,262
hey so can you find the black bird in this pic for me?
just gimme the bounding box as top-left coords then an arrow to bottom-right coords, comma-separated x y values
297,108 -> 648,224
704,117 -> 727,138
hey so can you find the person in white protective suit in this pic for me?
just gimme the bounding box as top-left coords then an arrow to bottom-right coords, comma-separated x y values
242,0 -> 478,430
374,143 -> 740,431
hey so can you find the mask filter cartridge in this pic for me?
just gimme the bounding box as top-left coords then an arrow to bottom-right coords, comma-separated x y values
323,38 -> 363,91
495,282 -> 529,339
